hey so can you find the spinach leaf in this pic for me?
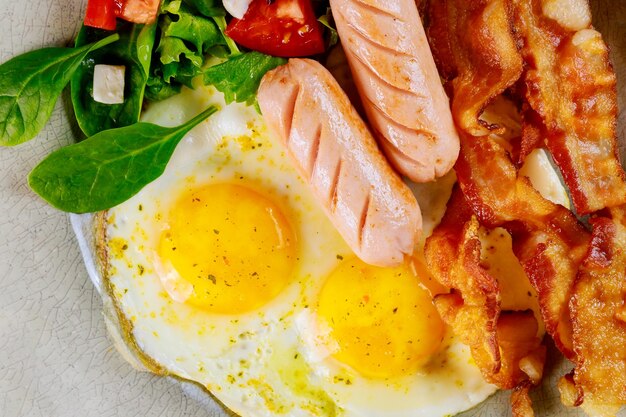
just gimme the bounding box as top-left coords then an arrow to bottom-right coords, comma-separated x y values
0,34 -> 119,146
28,105 -> 218,213
71,23 -> 157,137
204,52 -> 286,106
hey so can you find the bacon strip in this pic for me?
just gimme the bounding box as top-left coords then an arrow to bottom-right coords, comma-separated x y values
559,207 -> 626,416
425,187 -> 545,393
455,133 -> 590,359
512,0 -> 626,214
426,0 -> 523,136
425,187 -> 501,375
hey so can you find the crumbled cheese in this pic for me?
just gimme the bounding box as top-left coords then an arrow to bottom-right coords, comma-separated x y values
93,64 -> 125,105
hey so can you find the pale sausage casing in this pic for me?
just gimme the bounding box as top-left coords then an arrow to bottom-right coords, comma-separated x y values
258,58 -> 422,267
330,0 -> 460,183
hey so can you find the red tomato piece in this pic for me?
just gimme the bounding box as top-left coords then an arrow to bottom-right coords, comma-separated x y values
84,0 -> 122,30
225,0 -> 325,57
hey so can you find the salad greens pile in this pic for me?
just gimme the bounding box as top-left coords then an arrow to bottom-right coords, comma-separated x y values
0,0 -> 300,213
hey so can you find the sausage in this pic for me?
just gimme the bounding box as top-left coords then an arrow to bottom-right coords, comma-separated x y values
258,58 -> 422,267
329,0 -> 460,183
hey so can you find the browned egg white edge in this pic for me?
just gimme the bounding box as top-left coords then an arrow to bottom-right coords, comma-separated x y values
93,211 -> 239,416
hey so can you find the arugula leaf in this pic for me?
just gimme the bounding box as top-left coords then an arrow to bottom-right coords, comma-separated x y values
28,106 -> 219,213
204,52 -> 286,106
71,23 -> 157,137
0,34 -> 119,146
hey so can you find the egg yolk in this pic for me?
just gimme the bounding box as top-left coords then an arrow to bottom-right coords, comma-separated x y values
317,258 -> 444,379
157,183 -> 297,314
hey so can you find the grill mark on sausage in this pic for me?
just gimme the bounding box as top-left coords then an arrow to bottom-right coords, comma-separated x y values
308,124 -> 323,178
358,191 -> 372,247
330,159 -> 343,212
347,46 -> 426,99
340,14 -> 412,58
362,92 -> 437,141
374,128 -> 431,171
350,0 -> 401,20
284,83 -> 301,143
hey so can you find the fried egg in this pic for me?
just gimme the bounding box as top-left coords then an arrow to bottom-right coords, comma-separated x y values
101,85 -> 563,417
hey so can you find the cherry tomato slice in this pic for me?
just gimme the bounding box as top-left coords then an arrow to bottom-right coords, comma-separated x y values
225,0 -> 325,57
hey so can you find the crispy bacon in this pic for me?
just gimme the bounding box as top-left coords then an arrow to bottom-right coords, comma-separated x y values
425,187 -> 545,394
425,187 -> 501,375
560,208 -> 626,416
455,133 -> 590,359
511,382 -> 535,417
512,0 -> 626,214
426,0 -> 523,136
425,1 -> 626,413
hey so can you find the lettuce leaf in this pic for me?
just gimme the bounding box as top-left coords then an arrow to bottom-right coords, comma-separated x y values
146,0 -> 226,100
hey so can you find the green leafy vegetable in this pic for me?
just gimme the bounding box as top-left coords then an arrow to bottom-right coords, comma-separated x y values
71,23 -> 157,137
28,106 -> 218,213
145,68 -> 183,101
164,9 -> 223,53
319,9 -> 339,49
182,0 -> 226,17
0,34 -> 119,146
146,0 -> 228,97
212,15 -> 240,56
204,52 -> 286,106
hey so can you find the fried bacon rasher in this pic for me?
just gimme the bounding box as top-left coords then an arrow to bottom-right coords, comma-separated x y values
426,0 -> 522,136
558,207 -> 626,417
455,133 -> 591,359
425,186 -> 545,413
425,0 -> 626,414
512,0 -> 626,214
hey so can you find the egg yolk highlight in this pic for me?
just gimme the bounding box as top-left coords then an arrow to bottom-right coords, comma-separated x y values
158,183 -> 297,314
317,258 -> 444,379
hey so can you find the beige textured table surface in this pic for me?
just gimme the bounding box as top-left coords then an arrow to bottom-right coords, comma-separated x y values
0,1 -> 624,416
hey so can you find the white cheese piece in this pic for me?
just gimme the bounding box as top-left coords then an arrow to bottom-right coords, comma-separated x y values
93,64 -> 125,105
222,0 -> 253,19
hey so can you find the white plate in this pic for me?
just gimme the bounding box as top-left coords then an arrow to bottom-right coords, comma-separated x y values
0,0 -> 624,416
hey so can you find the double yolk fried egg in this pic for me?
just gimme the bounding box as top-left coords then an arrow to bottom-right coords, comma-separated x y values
101,85 -> 560,416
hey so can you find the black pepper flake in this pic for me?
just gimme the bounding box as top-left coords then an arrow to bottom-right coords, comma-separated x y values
208,274 -> 217,284
214,229 -> 220,234
393,307 -> 398,314
336,254 -> 343,260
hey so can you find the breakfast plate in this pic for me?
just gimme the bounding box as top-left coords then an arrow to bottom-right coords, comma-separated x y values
1,0 -> 625,416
